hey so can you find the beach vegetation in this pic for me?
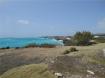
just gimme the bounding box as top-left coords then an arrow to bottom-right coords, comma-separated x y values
24,43 -> 56,48
63,39 -> 73,46
72,31 -> 93,46
39,44 -> 56,48
0,46 -> 10,50
24,43 -> 38,48
63,47 -> 78,54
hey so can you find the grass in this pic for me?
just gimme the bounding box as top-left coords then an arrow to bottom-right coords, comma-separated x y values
0,43 -> 105,78
0,52 -> 46,75
49,43 -> 105,78
67,43 -> 105,65
49,55 -> 105,78
62,47 -> 78,55
69,43 -> 105,56
24,43 -> 56,48
0,64 -> 56,78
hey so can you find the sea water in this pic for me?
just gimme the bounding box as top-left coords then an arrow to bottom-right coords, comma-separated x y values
0,38 -> 64,48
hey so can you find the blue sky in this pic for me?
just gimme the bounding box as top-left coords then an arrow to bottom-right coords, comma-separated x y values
0,0 -> 105,37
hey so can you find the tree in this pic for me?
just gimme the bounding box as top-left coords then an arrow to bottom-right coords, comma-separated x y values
73,31 -> 93,46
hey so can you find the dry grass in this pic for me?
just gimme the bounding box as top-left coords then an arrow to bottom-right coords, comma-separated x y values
0,64 -> 56,78
0,43 -> 105,78
0,43 -> 105,57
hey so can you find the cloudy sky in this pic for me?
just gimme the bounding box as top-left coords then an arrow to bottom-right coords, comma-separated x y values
0,0 -> 105,37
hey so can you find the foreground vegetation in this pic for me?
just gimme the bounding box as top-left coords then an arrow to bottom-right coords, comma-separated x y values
24,43 -> 56,48
0,43 -> 105,78
0,64 -> 56,78
64,31 -> 93,46
62,47 -> 78,55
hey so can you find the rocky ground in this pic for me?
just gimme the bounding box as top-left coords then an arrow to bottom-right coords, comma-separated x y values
0,43 -> 105,78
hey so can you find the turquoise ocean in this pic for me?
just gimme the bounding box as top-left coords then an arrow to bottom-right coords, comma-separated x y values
0,38 -> 64,48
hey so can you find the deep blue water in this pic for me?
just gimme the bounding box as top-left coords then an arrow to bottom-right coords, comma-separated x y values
0,38 -> 64,48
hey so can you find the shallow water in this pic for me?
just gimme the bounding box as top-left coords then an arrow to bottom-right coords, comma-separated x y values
0,38 -> 64,48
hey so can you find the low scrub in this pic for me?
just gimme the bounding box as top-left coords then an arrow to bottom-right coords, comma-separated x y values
15,47 -> 21,49
24,43 -> 38,48
0,46 -> 10,50
24,43 -> 56,48
63,47 -> 78,54
39,44 -> 56,48
70,47 -> 78,52
63,39 -> 73,46
72,31 -> 93,46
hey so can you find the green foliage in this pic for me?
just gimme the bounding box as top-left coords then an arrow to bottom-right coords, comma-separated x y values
73,31 -> 93,46
24,43 -> 56,48
63,47 -> 78,54
63,39 -> 73,46
6,46 -> 10,49
70,47 -> 78,52
0,46 -> 10,50
24,43 -> 38,48
63,50 -> 71,54
15,47 -> 21,49
39,44 -> 56,48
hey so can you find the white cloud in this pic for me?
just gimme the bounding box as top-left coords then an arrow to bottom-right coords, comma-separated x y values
17,20 -> 30,25
98,18 -> 105,28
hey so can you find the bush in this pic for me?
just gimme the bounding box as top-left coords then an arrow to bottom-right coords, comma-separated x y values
39,44 -> 56,48
0,46 -> 10,50
15,47 -> 21,49
24,43 -> 56,48
63,39 -> 73,46
63,47 -> 78,54
73,31 -> 93,46
6,46 -> 10,49
70,47 -> 78,52
63,50 -> 71,54
24,44 -> 38,48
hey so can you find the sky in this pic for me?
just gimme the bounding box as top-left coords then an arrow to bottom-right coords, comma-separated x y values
0,0 -> 105,37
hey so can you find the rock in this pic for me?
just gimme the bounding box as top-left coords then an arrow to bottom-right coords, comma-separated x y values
87,70 -> 95,75
54,72 -> 63,78
103,49 -> 105,57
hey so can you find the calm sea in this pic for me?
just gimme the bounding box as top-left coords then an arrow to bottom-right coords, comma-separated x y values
0,38 -> 64,48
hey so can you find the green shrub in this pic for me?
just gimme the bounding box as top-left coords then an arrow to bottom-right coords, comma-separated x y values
0,48 -> 6,50
63,50 -> 71,54
70,47 -> 78,52
15,47 -> 21,49
6,46 -> 10,49
24,43 -> 56,48
63,47 -> 78,54
73,31 -> 93,46
63,39 -> 73,46
24,44 -> 38,48
0,46 -> 10,49
39,44 -> 56,48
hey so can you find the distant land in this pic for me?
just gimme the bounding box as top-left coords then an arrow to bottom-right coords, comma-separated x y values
94,33 -> 105,36
43,33 -> 105,40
